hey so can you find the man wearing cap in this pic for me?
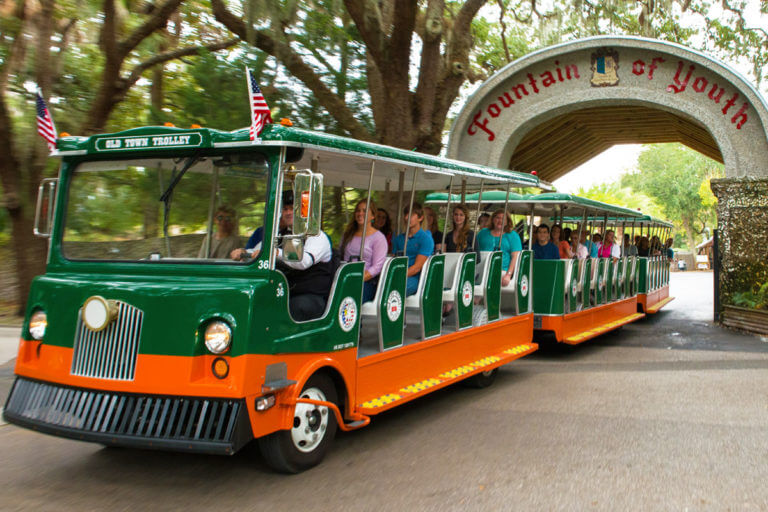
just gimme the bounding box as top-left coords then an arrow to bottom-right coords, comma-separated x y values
231,190 -> 335,321
230,190 -> 294,259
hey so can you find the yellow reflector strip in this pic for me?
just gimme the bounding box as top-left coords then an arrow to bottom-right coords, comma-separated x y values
565,313 -> 645,343
400,378 -> 442,394
361,393 -> 402,409
439,365 -> 475,379
504,344 -> 532,355
470,355 -> 501,368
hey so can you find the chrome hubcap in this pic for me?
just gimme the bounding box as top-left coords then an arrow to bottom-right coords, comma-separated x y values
291,387 -> 329,453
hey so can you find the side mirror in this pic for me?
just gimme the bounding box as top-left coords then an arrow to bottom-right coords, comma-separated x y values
292,171 -> 323,237
34,178 -> 58,238
282,237 -> 304,262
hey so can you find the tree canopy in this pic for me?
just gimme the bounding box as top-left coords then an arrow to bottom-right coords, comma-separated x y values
621,144 -> 723,249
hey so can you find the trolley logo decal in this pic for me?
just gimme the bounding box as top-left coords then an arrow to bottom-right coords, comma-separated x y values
571,281 -> 578,297
520,275 -> 529,297
338,297 -> 357,332
461,281 -> 473,307
386,290 -> 402,322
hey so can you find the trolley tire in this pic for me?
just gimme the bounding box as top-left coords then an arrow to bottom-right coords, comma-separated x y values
258,374 -> 338,474
463,368 -> 498,388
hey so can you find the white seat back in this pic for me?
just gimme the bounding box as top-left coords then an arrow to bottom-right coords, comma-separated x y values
590,257 -> 600,289
442,253 -> 462,291
360,257 -> 393,317
577,258 -> 587,292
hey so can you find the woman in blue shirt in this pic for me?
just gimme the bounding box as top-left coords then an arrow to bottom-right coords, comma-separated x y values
391,203 -> 435,296
476,209 -> 522,287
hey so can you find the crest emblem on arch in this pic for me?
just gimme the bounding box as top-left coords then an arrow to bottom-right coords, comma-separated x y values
590,49 -> 620,87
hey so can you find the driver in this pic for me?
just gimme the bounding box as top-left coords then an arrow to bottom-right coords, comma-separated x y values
232,190 -> 334,321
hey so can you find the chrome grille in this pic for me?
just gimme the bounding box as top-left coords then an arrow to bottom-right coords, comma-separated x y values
71,301 -> 143,380
5,378 -> 246,450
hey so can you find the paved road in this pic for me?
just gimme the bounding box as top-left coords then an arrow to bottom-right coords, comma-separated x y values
1,272 -> 767,511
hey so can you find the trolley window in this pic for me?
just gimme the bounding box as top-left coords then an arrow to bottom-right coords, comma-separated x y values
62,154 -> 270,262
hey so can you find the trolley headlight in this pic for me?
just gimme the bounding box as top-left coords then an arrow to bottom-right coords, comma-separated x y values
29,310 -> 47,340
204,321 -> 232,354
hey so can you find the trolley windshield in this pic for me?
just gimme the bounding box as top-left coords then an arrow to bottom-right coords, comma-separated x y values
62,154 -> 270,262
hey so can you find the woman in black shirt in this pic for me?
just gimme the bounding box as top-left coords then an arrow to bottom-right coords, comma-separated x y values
445,204 -> 475,253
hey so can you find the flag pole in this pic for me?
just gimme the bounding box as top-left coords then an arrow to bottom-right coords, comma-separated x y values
245,67 -> 257,143
38,87 -> 57,140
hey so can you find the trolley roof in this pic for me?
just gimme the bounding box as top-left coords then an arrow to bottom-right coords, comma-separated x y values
558,215 -> 674,228
426,191 -> 643,218
55,124 -> 540,191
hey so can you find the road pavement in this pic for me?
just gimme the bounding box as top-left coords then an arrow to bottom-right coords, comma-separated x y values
1,271 -> 767,511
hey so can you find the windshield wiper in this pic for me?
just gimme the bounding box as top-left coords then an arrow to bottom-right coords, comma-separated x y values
158,155 -> 202,257
159,154 -> 201,203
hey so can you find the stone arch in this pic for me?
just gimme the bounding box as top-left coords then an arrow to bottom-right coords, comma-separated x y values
447,36 -> 768,181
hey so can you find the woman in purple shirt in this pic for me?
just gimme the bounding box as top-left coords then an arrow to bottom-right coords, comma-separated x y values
340,199 -> 388,303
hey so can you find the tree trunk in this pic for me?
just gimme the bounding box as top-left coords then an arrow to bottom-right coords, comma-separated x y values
681,217 -> 697,251
0,98 -> 46,312
8,210 -> 47,314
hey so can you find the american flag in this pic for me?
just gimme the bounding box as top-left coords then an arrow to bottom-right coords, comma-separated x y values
245,67 -> 272,140
35,90 -> 57,152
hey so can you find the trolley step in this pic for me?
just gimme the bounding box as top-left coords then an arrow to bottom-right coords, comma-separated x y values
564,312 -> 645,344
647,296 -> 675,313
357,343 -> 537,415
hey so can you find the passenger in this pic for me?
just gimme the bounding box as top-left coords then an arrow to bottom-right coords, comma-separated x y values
532,224 -> 560,260
597,229 -> 621,260
665,237 -> 675,262
559,226 -> 573,259
423,206 -> 444,253
581,231 -> 595,258
198,205 -> 241,259
550,224 -> 562,255
444,204 -> 475,253
571,229 -> 588,259
231,190 -> 293,260
392,203 -> 434,296
476,208 -> 522,286
477,212 -> 491,230
591,233 -> 603,258
340,199 -> 388,303
637,236 -> 650,257
622,233 -> 638,257
650,235 -> 662,256
374,208 -> 393,252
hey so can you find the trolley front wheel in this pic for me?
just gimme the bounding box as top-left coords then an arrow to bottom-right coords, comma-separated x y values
258,374 -> 338,473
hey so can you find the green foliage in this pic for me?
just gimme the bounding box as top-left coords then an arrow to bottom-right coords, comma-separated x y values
574,181 -> 662,218
621,144 -> 723,249
732,281 -> 768,310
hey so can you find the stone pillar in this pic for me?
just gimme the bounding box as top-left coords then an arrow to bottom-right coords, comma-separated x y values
710,178 -> 768,320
